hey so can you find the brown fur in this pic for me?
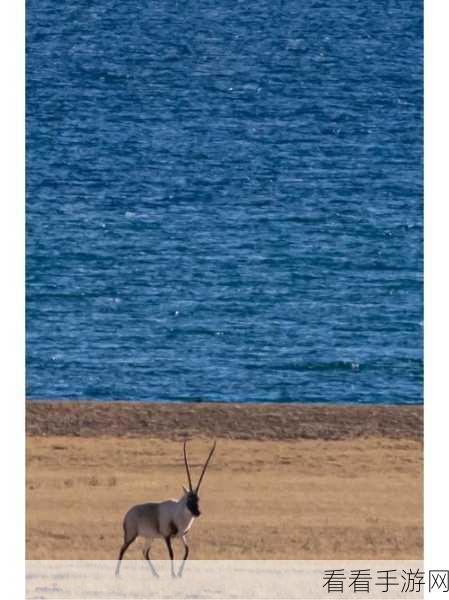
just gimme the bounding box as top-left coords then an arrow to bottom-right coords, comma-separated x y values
168,521 -> 178,537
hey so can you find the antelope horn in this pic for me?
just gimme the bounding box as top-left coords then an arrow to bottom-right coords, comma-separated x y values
183,440 -> 193,491
195,441 -> 217,493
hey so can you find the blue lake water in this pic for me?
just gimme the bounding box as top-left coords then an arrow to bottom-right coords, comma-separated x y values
26,0 -> 423,404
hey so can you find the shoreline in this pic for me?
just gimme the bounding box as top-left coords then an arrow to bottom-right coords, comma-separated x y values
26,400 -> 423,441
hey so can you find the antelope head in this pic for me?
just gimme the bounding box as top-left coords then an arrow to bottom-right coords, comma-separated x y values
182,440 -> 216,517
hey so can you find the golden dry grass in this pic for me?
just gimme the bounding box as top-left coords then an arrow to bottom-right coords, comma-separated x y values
26,435 -> 422,560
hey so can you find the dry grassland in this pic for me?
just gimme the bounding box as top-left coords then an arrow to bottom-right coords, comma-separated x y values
27,433 -> 422,560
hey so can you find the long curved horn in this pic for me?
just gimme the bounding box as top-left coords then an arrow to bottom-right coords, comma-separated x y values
183,440 -> 193,491
195,441 -> 216,493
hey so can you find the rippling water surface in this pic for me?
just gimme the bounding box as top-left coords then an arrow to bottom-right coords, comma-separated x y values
27,0 -> 422,403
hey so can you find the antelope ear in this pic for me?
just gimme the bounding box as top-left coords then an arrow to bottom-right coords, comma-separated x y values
182,486 -> 189,495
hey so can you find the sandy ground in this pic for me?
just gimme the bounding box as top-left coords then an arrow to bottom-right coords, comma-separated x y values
26,402 -> 422,560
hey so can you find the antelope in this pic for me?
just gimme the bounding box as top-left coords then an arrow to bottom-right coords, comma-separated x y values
115,440 -> 216,578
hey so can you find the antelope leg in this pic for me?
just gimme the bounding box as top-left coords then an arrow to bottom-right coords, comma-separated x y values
164,536 -> 177,578
142,540 -> 159,578
177,535 -> 189,578
115,534 -> 136,577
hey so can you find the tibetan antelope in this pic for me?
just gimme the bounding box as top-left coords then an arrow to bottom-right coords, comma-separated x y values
115,440 -> 216,578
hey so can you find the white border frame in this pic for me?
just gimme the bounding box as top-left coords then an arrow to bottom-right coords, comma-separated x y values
0,0 -> 25,597
424,0 -> 449,570
0,0 -> 445,598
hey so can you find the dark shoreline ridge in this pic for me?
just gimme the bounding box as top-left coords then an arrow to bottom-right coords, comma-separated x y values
26,401 -> 422,441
